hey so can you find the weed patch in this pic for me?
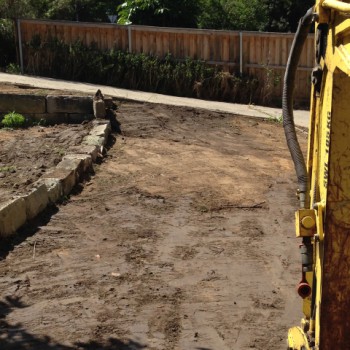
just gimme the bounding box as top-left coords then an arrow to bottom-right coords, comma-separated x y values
22,37 -> 263,104
1,112 -> 26,128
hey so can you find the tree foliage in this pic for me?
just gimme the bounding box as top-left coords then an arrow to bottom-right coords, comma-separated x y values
0,0 -> 316,32
117,0 -> 201,27
198,0 -> 268,31
0,0 -> 35,18
198,0 -> 314,32
0,0 -> 121,22
46,0 -> 120,22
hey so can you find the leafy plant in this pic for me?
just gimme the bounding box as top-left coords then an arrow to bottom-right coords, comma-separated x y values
0,19 -> 16,70
117,0 -> 201,27
0,165 -> 16,172
1,111 -> 26,128
23,36 -> 267,105
198,0 -> 268,31
259,62 -> 281,106
5,63 -> 21,74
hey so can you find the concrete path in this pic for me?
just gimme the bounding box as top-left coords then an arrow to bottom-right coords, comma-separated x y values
0,73 -> 310,128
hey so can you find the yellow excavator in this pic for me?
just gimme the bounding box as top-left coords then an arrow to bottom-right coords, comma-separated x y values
283,0 -> 350,349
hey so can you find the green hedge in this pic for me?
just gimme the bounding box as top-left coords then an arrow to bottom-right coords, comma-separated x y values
22,36 -> 272,105
0,19 -> 16,70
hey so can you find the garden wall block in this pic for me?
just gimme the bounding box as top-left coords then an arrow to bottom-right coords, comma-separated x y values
0,94 -> 46,114
42,168 -> 76,196
63,154 -> 93,174
57,157 -> 83,181
93,99 -> 105,118
69,145 -> 100,162
83,135 -> 106,147
38,178 -> 63,203
24,184 -> 49,220
90,121 -> 111,138
0,197 -> 27,237
47,95 -> 93,114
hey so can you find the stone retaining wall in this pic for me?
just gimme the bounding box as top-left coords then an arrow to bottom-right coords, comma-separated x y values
0,89 -> 112,237
0,93 -> 94,124
0,119 -> 111,237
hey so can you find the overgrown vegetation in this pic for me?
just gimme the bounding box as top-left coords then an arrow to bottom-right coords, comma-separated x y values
0,0 -> 314,32
24,36 -> 267,104
117,0 -> 201,27
0,19 -> 16,70
117,0 -> 314,32
0,0 -> 309,106
0,0 -> 120,23
1,111 -> 26,128
0,165 -> 16,173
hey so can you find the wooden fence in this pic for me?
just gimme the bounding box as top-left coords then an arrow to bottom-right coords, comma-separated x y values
17,19 -> 315,104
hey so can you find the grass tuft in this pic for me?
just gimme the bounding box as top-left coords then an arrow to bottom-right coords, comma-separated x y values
1,111 -> 26,128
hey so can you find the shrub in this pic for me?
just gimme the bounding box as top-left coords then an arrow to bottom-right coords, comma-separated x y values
0,19 -> 16,70
1,111 -> 26,128
23,36 -> 264,105
6,63 -> 21,74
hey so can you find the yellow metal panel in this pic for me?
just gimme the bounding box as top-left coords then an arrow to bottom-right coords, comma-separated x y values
288,326 -> 310,349
322,0 -> 350,13
320,71 -> 350,348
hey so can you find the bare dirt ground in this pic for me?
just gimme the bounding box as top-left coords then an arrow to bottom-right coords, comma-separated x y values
0,83 -> 94,204
0,96 -> 308,349
0,82 -> 90,96
0,124 -> 93,204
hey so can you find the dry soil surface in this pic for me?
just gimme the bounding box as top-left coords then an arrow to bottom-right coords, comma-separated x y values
0,99 -> 307,350
0,123 -> 93,204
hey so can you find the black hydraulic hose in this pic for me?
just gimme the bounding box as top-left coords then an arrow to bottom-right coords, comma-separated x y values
282,7 -> 317,208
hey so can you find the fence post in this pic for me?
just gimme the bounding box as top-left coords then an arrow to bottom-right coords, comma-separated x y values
239,31 -> 243,75
17,19 -> 24,74
128,25 -> 132,53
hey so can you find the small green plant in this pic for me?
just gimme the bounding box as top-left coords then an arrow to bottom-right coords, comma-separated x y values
0,166 -> 16,173
5,63 -> 21,74
1,111 -> 26,128
0,19 -> 16,69
267,113 -> 283,124
32,118 -> 47,126
276,114 -> 283,124
260,61 -> 281,105
54,147 -> 65,156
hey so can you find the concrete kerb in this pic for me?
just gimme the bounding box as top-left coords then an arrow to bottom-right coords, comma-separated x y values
23,183 -> 49,220
0,197 -> 27,237
0,120 -> 111,238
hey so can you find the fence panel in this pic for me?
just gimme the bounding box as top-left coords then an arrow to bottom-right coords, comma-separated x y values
18,19 -> 314,104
